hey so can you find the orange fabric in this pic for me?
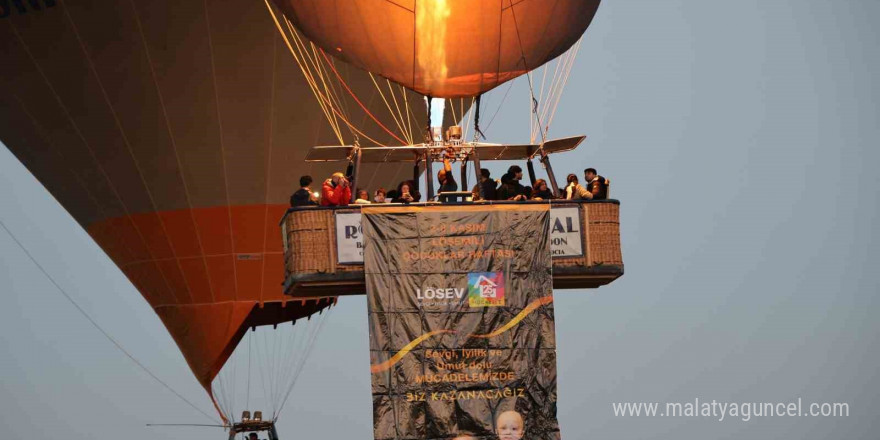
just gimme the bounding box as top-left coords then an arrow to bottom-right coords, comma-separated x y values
154,301 -> 255,389
275,0 -> 601,97
86,204 -> 328,393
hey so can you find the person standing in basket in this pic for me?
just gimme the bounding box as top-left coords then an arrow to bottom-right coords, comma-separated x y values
290,175 -> 319,207
584,167 -> 609,200
321,172 -> 351,207
437,148 -> 458,193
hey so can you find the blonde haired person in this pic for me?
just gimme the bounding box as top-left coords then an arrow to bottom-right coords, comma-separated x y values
321,171 -> 351,206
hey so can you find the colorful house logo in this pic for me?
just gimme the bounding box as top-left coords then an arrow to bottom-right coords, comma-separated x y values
468,272 -> 505,307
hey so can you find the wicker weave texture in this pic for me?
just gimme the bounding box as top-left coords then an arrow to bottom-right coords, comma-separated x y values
587,203 -> 622,265
283,203 -> 622,280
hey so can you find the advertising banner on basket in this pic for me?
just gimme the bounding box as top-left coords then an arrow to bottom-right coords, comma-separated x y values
549,206 -> 583,257
362,205 -> 561,440
335,212 -> 364,264
337,206 -> 583,264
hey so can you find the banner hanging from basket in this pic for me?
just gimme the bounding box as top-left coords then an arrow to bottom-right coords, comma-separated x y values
362,204 -> 561,440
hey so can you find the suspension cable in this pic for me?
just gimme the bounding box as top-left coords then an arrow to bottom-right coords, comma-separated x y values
275,303 -> 334,418
369,73 -> 412,144
264,0 -> 343,143
319,50 -> 408,145
507,0 -> 547,146
0,218 -> 220,424
387,80 -> 413,143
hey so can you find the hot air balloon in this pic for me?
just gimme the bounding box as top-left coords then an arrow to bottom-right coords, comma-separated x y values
0,0 -> 449,430
273,0 -> 601,98
271,0 -> 622,298
270,0 -> 603,197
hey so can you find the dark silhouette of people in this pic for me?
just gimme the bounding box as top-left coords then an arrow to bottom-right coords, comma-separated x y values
392,180 -> 421,203
476,168 -> 498,200
498,165 -> 529,201
584,167 -> 608,200
385,189 -> 399,202
437,152 -> 458,193
290,175 -> 318,207
531,178 -> 554,200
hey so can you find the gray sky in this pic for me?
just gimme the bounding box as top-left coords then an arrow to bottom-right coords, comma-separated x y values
2,0 -> 879,439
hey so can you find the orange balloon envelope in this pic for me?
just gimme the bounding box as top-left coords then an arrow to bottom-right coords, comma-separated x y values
0,0 -> 429,419
274,0 -> 602,98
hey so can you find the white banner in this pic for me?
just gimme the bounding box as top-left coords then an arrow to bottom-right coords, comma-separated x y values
335,212 -> 364,264
334,207 -> 584,263
549,207 -> 583,257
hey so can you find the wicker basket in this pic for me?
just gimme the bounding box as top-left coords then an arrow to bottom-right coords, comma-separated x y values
282,201 -> 623,296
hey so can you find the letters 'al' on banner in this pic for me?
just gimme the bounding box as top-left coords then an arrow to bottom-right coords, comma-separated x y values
362,205 -> 560,440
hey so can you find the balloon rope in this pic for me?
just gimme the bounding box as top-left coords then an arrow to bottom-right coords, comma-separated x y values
460,98 -> 465,128
283,18 -> 388,146
275,303 -> 334,419
532,50 -> 559,143
369,73 -> 412,144
545,39 -> 583,136
245,331 -> 252,412
483,79 -> 517,134
305,42 -> 356,139
264,0 -> 344,143
319,50 -> 408,145
387,80 -> 414,144
507,0 -> 546,145
462,97 -> 475,141
402,84 -> 420,142
268,5 -> 387,146
0,219 -> 221,425
288,23 -> 350,141
449,98 -> 458,125
209,389 -> 231,426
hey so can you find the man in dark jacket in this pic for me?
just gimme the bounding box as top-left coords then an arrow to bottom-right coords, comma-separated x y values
437,154 -> 458,193
497,165 -> 529,201
473,168 -> 498,200
584,168 -> 608,200
289,175 -> 318,207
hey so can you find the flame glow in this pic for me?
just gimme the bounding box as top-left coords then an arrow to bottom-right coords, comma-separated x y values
416,0 -> 451,91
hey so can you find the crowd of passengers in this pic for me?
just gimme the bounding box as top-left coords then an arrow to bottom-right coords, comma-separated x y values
290,163 -> 608,208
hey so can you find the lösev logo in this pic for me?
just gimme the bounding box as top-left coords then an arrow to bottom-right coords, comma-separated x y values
413,272 -> 506,307
468,272 -> 505,307
416,287 -> 466,300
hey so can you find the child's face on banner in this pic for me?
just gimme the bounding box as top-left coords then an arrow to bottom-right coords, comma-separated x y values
496,411 -> 525,440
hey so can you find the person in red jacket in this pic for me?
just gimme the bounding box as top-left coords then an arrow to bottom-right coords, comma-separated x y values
321,172 -> 351,206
